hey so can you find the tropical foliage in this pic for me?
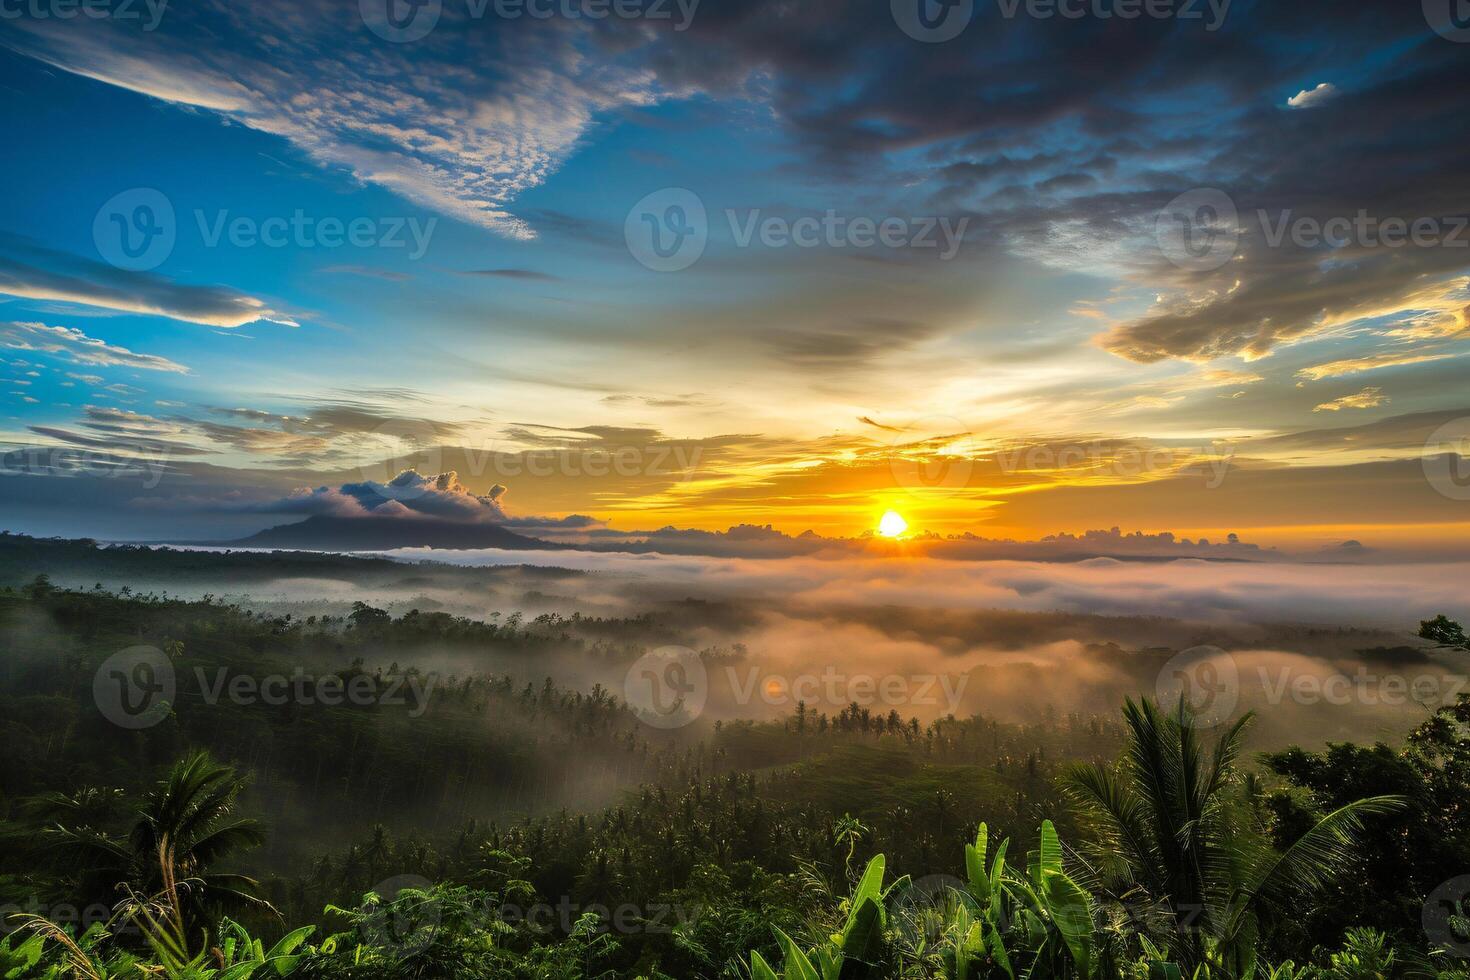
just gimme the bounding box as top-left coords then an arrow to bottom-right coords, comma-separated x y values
4,575 -> 1469,978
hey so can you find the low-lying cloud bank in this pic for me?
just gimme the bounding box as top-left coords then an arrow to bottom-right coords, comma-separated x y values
237,469 -> 1369,564
176,542 -> 1470,747
380,546 -> 1470,629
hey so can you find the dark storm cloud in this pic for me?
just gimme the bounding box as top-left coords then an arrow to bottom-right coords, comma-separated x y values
1097,49 -> 1470,362
620,0 -> 1470,365
627,0 -> 1329,159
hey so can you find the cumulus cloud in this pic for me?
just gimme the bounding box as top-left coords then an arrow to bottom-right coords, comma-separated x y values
257,470 -> 511,521
1287,82 -> 1339,109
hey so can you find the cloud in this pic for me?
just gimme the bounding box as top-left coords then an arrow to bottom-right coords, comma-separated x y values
4,1 -> 668,238
1295,351 -> 1459,381
1099,265 -> 1470,367
1195,369 -> 1265,388
0,321 -> 190,373
248,470 -> 511,522
20,392 -> 478,470
102,383 -> 143,397
392,543 -> 1470,630
34,406 -> 214,463
289,404 -> 464,441
600,393 -> 710,409
1314,386 -> 1388,412
459,268 -> 561,282
28,424 -> 211,458
1287,82 -> 1339,109
0,248 -> 292,328
1236,408 -> 1470,455
188,421 -> 333,458
758,318 -> 941,369
555,523 -> 1277,562
638,0 -> 1450,386
321,265 -> 411,282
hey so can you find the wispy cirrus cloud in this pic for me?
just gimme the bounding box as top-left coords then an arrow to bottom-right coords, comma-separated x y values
4,0 -> 669,239
0,246 -> 293,328
1295,350 -> 1460,382
1314,386 -> 1387,412
0,320 -> 190,373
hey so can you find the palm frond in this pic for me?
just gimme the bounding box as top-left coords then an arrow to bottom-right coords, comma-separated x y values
1242,795 -> 1406,908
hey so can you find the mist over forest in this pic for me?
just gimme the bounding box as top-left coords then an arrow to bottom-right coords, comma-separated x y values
4,0 -> 1470,972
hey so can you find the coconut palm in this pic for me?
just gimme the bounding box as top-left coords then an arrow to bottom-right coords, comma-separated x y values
1066,698 -> 1402,978
46,751 -> 269,921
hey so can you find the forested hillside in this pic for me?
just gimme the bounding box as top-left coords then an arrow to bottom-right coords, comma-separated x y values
3,551 -> 1469,978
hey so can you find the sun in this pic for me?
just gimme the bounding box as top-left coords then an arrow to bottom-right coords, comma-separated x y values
878,510 -> 909,538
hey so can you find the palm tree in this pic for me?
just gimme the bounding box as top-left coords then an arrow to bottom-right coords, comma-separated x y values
47,751 -> 269,921
1066,698 -> 1402,978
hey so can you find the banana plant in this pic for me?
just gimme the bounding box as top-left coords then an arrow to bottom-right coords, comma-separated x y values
212,920 -> 315,978
962,822 -> 1014,979
750,854 -> 909,980
1005,820 -> 1097,980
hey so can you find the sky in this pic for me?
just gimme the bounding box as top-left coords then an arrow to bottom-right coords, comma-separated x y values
0,0 -> 1468,550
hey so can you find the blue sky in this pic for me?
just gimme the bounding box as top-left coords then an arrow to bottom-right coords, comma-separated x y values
0,0 -> 1468,547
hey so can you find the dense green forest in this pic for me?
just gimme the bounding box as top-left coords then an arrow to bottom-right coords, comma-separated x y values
3,540 -> 1469,977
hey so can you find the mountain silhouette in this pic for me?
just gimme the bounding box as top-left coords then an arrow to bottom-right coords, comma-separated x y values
231,515 -> 564,552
